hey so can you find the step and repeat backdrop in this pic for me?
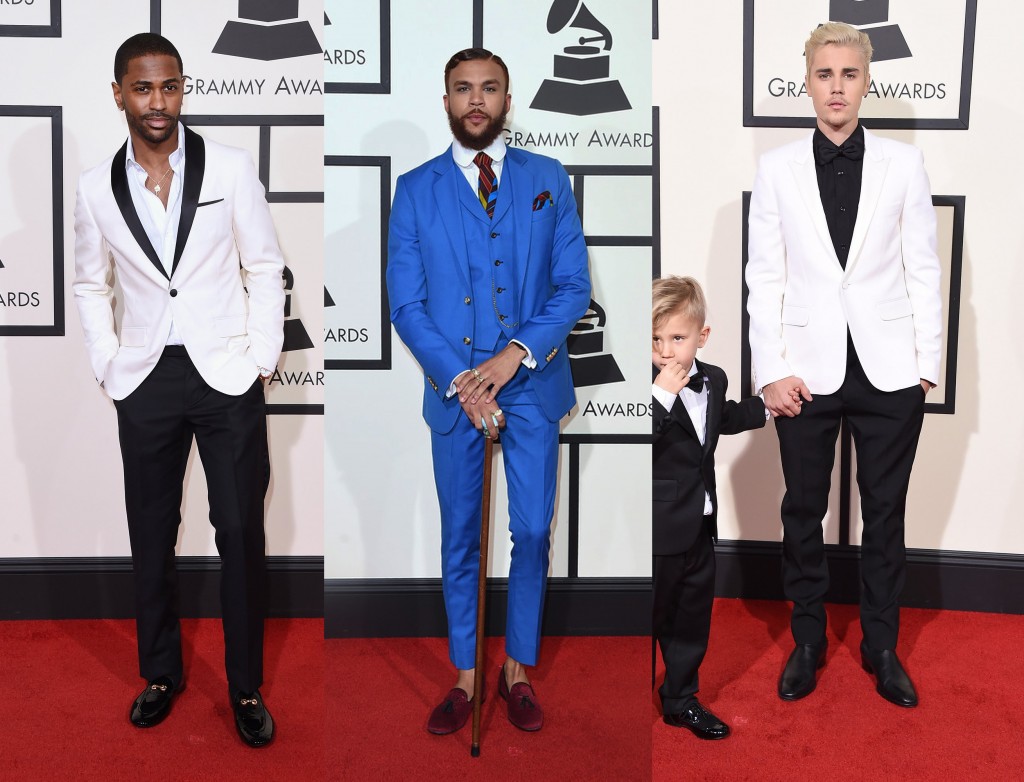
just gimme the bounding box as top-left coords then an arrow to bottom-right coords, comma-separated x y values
0,0 -> 324,561
323,0 -> 654,584
656,0 -> 1024,558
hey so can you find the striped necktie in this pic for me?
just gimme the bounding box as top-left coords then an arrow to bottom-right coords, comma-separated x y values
474,152 -> 497,218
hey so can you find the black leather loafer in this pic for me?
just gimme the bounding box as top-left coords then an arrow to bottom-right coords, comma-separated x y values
233,690 -> 275,747
663,700 -> 730,740
129,676 -> 184,728
861,644 -> 918,708
778,639 -> 828,701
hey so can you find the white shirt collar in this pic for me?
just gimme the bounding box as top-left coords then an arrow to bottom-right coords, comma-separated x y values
125,122 -> 186,173
452,135 -> 507,170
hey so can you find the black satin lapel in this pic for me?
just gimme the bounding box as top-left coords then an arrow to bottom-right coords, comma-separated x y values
110,141 -> 167,279
172,126 -> 205,275
702,368 -> 717,455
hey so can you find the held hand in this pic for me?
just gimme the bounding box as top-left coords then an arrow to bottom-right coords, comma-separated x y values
458,344 -> 526,404
460,396 -> 505,440
764,376 -> 812,418
653,361 -> 689,395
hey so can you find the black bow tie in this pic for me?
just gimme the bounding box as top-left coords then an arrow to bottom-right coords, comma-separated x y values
815,135 -> 864,165
685,374 -> 706,394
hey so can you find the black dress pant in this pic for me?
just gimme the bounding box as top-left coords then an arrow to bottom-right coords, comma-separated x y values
653,525 -> 715,713
775,343 -> 925,649
113,346 -> 269,697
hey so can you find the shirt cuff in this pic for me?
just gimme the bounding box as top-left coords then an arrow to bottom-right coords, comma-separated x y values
652,383 -> 677,412
445,370 -> 468,399
511,339 -> 537,369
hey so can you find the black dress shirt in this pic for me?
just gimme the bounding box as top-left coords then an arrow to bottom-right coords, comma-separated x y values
813,124 -> 864,269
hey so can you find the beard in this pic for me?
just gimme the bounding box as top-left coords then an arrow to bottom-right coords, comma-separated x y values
447,107 -> 508,151
124,109 -> 179,147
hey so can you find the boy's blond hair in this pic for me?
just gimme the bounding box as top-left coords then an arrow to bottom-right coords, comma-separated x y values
652,276 -> 706,329
805,22 -> 872,77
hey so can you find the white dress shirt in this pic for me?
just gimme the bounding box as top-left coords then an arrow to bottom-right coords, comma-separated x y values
125,124 -> 185,345
653,362 -> 713,515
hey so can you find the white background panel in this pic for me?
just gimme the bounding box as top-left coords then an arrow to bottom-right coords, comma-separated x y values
581,175 -> 652,237
658,2 -> 1024,556
750,0 -> 968,122
1,1 -> 323,557
577,443 -> 651,577
324,1 -> 652,581
324,0 -> 383,86
324,164 -> 384,363
0,114 -> 54,328
0,0 -> 50,26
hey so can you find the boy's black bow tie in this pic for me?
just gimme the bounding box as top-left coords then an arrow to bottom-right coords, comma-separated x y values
685,374 -> 706,394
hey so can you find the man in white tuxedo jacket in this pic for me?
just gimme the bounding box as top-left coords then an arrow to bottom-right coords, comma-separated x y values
746,23 -> 942,708
73,34 -> 284,746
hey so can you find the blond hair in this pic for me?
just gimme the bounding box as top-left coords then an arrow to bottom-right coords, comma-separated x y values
804,22 -> 872,77
652,276 -> 706,329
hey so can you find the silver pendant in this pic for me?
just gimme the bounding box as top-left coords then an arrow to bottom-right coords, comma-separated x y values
153,185 -> 161,194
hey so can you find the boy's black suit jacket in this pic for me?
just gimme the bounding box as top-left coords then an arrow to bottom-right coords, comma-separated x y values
652,359 -> 767,556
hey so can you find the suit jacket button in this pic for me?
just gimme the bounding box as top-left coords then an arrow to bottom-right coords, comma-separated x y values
464,297 -> 471,304
464,337 -> 471,345
494,260 -> 502,266
490,232 -> 499,239
169,289 -> 178,297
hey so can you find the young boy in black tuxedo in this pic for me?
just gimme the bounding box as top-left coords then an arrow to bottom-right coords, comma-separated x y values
652,276 -> 767,739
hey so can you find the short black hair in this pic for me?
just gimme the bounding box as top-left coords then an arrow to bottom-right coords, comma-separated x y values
443,48 -> 509,93
113,33 -> 183,85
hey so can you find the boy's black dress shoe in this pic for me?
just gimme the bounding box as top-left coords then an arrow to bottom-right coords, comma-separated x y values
129,676 -> 184,727
778,639 -> 828,700
663,701 -> 730,740
861,644 -> 918,707
233,690 -> 275,747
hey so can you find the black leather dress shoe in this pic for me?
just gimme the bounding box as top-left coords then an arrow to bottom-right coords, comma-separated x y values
233,690 -> 275,747
663,700 -> 730,740
130,676 -> 184,728
861,645 -> 918,708
778,640 -> 827,701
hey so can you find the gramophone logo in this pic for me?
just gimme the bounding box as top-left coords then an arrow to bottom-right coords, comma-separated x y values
568,298 -> 624,387
213,0 -> 320,61
282,265 -> 313,352
530,0 -> 631,116
829,0 -> 910,61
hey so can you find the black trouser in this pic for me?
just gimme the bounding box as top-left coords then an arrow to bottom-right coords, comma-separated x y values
775,343 -> 925,649
653,525 -> 715,713
113,346 -> 269,697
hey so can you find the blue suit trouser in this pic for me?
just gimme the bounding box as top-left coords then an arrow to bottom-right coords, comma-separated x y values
430,358 -> 559,670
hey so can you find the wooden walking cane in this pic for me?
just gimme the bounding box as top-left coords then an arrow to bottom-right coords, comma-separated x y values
470,434 -> 495,757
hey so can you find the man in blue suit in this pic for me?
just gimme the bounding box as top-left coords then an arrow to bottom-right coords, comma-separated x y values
387,47 -> 591,735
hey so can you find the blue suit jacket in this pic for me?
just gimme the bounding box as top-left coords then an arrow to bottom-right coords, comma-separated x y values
387,146 -> 592,433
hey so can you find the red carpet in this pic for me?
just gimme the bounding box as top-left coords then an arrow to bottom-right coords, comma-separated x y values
1,618 -> 323,780
653,599 -> 1024,781
326,636 -> 650,781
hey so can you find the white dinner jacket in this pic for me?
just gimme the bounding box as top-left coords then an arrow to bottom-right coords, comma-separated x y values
746,128 -> 943,395
74,126 -> 285,400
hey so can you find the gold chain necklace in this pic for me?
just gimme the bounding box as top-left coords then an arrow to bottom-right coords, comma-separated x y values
144,165 -> 172,195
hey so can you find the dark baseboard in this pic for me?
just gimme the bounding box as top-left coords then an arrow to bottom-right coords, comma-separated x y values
0,556 -> 324,620
715,541 -> 1024,614
324,577 -> 651,638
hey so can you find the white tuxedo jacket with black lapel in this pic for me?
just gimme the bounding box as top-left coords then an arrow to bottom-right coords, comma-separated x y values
746,128 -> 943,395
74,125 -> 285,400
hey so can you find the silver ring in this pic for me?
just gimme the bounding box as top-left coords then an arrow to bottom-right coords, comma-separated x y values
480,417 -> 490,437
491,413 -> 501,428
493,408 -> 503,417
471,367 -> 483,380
